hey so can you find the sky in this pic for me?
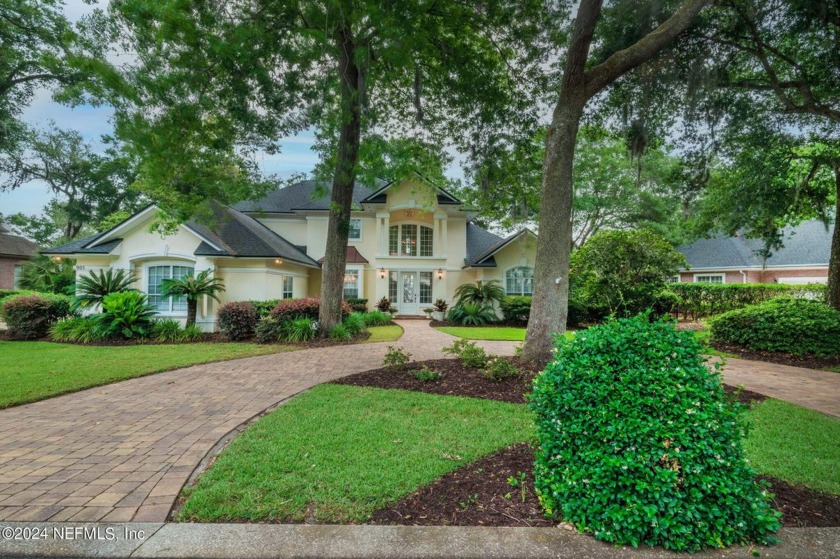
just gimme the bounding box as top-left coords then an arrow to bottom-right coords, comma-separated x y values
0,0 -> 463,219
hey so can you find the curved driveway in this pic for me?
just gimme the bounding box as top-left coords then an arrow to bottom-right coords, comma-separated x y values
0,321 -> 515,523
1,321 -> 837,523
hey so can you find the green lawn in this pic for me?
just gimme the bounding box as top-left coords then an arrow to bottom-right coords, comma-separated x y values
745,399 -> 840,495
436,326 -> 527,341
0,341 -> 291,408
178,384 -> 533,523
365,324 -> 403,343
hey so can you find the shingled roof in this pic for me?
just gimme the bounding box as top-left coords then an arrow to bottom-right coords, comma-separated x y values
233,179 -> 388,214
678,220 -> 834,269
0,227 -> 38,259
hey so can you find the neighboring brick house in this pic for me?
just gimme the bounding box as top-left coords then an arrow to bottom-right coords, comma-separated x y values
676,220 -> 834,284
0,223 -> 38,289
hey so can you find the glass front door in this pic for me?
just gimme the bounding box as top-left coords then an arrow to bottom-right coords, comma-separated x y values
399,272 -> 418,315
395,271 -> 433,315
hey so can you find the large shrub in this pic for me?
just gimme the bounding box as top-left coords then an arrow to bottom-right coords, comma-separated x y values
665,283 -> 827,321
2,293 -> 73,339
710,297 -> 840,357
571,229 -> 686,317
448,301 -> 497,325
249,299 -> 282,318
74,269 -> 137,310
500,296 -> 531,323
270,297 -> 351,322
93,291 -> 157,339
217,301 -> 258,340
531,316 -> 780,551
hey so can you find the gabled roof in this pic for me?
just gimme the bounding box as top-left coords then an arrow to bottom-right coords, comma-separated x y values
359,172 -> 462,206
233,179 -> 388,214
0,229 -> 38,258
43,202 -> 321,268
318,246 -> 369,264
678,220 -> 834,270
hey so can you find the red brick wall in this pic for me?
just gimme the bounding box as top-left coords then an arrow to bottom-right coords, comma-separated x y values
0,257 -> 26,290
678,268 -> 827,284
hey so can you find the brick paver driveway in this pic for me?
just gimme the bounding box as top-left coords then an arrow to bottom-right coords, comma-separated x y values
0,321 -> 514,523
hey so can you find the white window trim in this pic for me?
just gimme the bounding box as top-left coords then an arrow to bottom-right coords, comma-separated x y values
693,273 -> 725,284
282,275 -> 294,299
667,275 -> 681,284
143,260 -> 196,316
348,218 -> 362,242
388,222 -> 435,258
343,266 -> 363,299
504,265 -> 534,296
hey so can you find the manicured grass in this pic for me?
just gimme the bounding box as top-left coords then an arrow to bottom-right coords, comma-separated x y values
0,341 -> 291,408
692,329 -> 739,358
178,384 -> 533,523
744,399 -> 840,495
436,326 -> 527,341
365,324 -> 404,343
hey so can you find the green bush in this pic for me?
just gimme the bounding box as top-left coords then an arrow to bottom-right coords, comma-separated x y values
217,301 -> 258,341
343,313 -> 366,335
347,297 -> 368,312
151,318 -> 183,342
249,299 -> 282,318
329,323 -> 352,341
500,296 -> 531,323
74,269 -> 137,310
443,338 -> 488,368
255,316 -> 284,343
710,297 -> 840,357
383,346 -> 411,368
49,316 -> 104,343
412,366 -> 441,382
3,294 -> 73,339
448,301 -> 497,326
665,283 -> 827,320
362,310 -> 391,326
482,356 -> 519,381
281,317 -> 316,342
180,324 -> 204,342
93,291 -> 157,339
530,315 -> 780,551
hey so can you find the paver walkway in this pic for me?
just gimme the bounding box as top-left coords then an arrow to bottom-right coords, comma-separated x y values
1,321 -> 838,525
0,321 -> 514,523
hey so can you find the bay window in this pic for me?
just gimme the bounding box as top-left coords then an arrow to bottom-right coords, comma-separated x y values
147,264 -> 194,313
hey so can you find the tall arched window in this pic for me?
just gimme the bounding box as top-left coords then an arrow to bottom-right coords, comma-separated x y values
505,267 -> 533,296
389,224 -> 433,256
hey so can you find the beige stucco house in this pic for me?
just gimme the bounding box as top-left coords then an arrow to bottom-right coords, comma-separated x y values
44,176 -> 537,330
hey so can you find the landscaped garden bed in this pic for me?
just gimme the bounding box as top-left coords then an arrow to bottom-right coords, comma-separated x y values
710,342 -> 840,372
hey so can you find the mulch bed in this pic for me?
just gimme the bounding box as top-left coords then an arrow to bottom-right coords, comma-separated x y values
341,357 -> 837,528
711,342 -> 840,372
332,357 -> 541,404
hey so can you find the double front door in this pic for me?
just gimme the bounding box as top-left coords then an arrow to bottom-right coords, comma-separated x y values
390,271 -> 433,315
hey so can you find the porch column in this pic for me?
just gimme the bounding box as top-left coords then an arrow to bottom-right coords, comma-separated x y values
434,216 -> 442,258
382,214 -> 390,255
440,217 -> 448,257
375,215 -> 382,256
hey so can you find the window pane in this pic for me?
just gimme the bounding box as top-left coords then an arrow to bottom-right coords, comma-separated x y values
343,270 -> 359,299
420,226 -> 433,257
170,266 -> 193,312
283,276 -> 293,299
402,273 -> 416,303
13,265 -> 22,289
696,275 -> 723,284
401,224 -> 417,256
419,272 -> 433,304
389,226 -> 399,256
148,266 -> 171,312
505,267 -> 533,296
349,219 -> 361,240
389,271 -> 398,302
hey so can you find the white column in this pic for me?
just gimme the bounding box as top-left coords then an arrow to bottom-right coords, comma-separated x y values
375,216 -> 382,256
441,216 -> 448,257
382,215 -> 390,255
434,216 -> 442,258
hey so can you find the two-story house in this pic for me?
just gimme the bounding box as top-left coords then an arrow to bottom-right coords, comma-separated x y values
43,176 -> 537,330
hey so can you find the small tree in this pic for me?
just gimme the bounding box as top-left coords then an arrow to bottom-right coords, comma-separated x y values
571,229 -> 686,317
74,269 -> 138,310
161,270 -> 225,327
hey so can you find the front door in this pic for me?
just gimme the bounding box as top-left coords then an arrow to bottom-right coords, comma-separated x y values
399,271 -> 419,315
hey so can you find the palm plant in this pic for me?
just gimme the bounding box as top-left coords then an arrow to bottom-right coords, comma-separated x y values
453,280 -> 505,307
161,270 -> 225,327
74,269 -> 138,310
448,301 -> 498,326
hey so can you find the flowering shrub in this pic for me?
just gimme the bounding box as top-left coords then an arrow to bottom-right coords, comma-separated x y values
218,301 -> 258,340
270,298 -> 351,321
530,315 -> 780,552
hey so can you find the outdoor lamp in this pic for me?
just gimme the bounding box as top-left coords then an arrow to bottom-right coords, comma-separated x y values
379,267 -> 386,279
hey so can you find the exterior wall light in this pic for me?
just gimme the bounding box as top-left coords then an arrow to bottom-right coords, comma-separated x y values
379,267 -> 386,279
437,268 -> 443,279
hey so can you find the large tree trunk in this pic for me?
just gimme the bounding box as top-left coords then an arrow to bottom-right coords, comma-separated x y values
828,165 -> 840,310
318,22 -> 362,335
520,0 -> 710,365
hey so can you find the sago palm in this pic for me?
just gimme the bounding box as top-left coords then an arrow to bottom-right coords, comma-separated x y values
161,270 -> 225,326
74,269 -> 138,310
453,280 -> 505,306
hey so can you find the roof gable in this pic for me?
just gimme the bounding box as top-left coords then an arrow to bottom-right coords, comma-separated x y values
0,231 -> 38,258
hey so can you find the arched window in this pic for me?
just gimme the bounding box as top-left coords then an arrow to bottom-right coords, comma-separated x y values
505,267 -> 533,296
389,224 -> 433,256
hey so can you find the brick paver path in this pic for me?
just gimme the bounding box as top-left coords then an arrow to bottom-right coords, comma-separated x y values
2,321 -> 838,524
0,321 -> 514,523
717,357 -> 840,418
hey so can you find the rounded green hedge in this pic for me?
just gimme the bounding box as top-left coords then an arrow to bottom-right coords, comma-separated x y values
710,297 -> 840,357
530,315 -> 780,551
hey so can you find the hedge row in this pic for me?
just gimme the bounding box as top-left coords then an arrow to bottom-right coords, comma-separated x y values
664,283 -> 826,320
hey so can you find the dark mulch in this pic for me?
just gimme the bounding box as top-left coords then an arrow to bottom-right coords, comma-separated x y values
370,443 -> 840,528
723,384 -> 768,407
332,358 -> 541,404
711,342 -> 840,372
285,331 -> 371,349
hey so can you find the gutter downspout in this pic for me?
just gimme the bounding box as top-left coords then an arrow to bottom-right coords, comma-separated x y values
740,270 -> 748,284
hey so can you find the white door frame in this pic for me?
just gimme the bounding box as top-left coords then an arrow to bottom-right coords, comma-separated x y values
398,271 -> 419,315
